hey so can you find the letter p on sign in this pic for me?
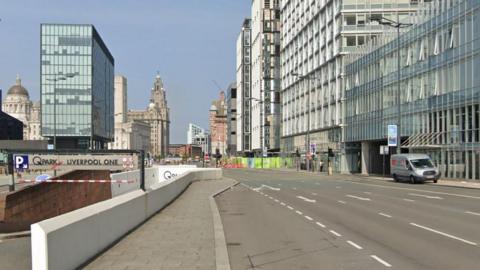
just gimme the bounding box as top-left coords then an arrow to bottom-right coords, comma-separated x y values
14,155 -> 29,170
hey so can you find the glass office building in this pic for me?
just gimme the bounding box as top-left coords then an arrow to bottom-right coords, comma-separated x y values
345,0 -> 480,180
41,24 -> 114,149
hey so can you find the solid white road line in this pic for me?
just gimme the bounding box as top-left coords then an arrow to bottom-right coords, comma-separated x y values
296,210 -> 303,215
287,206 -> 294,210
346,195 -> 371,201
370,255 -> 392,267
408,193 -> 443,200
338,200 -> 347,204
410,223 -> 478,246
297,196 -> 317,203
347,240 -> 363,250
465,211 -> 480,216
329,230 -> 342,237
305,216 -> 313,221
379,213 -> 392,218
316,222 -> 326,228
348,181 -> 480,200
403,198 -> 415,202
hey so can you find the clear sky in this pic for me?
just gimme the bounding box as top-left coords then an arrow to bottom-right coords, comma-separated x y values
0,0 -> 250,143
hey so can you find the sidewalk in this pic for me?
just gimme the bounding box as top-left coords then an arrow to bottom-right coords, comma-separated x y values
254,168 -> 480,189
84,178 -> 236,270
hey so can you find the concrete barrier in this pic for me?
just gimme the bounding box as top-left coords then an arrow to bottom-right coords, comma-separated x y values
31,168 -> 222,270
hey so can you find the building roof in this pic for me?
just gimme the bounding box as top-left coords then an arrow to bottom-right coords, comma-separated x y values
7,75 -> 29,97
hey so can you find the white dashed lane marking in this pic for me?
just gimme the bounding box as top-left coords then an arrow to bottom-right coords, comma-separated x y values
316,222 -> 326,228
296,210 -> 303,215
379,213 -> 392,218
370,255 -> 392,267
347,240 -> 363,250
329,230 -> 342,237
408,193 -> 443,200
304,216 -> 313,221
410,223 -> 477,246
338,200 -> 347,204
287,206 -> 294,210
403,198 -> 415,202
346,195 -> 371,201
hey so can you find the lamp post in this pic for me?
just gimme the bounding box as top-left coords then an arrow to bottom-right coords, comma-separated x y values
46,73 -> 77,150
249,97 -> 264,168
371,14 -> 412,155
292,72 -> 318,172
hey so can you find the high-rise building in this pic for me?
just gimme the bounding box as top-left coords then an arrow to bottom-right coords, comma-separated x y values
345,0 -> 480,180
280,0 -> 420,172
108,75 -> 151,153
226,82 -> 237,156
128,75 -> 170,158
187,123 -> 205,145
114,75 -> 128,124
236,18 -> 252,154
251,0 -> 281,154
209,91 -> 227,156
40,24 -> 114,149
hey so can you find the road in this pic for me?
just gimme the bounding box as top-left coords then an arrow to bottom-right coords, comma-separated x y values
218,169 -> 480,270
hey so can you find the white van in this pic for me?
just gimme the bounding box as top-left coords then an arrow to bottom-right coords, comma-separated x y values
391,154 -> 440,184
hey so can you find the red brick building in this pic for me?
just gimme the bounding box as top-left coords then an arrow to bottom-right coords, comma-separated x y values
209,91 -> 227,156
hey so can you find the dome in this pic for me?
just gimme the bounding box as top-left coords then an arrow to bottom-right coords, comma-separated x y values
7,75 -> 29,97
210,104 -> 217,111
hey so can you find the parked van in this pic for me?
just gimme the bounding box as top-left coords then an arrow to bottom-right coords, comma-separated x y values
391,154 -> 440,184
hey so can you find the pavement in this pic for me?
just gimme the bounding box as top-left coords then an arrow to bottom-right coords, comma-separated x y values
84,178 -> 236,270
221,169 -> 480,270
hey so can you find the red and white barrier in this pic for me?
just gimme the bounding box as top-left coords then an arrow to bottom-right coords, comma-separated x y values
18,179 -> 136,184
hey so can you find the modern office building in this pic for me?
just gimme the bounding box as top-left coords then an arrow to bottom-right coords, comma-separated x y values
251,0 -> 281,154
40,24 -> 114,149
280,0 -> 420,172
236,18 -> 252,155
114,75 -> 128,124
345,0 -> 480,180
128,75 -> 170,158
226,82 -> 237,156
187,123 -> 205,145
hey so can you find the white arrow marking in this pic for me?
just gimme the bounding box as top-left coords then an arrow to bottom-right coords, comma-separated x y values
346,195 -> 371,201
408,193 -> 443,200
297,196 -> 316,203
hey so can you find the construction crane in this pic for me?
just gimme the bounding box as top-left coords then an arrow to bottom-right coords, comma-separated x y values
212,80 -> 223,92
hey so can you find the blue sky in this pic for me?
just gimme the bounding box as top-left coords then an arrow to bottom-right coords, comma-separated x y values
0,0 -> 250,143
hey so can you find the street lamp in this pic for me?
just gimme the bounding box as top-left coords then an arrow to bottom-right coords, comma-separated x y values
291,72 -> 319,172
46,73 -> 77,150
370,15 -> 412,155
249,97 -> 264,168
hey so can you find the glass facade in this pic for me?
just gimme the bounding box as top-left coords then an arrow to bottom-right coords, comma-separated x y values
41,24 -> 114,148
345,0 -> 480,180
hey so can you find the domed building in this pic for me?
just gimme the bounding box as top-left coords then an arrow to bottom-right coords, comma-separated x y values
2,75 -> 44,140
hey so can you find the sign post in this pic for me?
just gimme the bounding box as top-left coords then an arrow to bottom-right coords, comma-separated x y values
388,124 -> 398,149
380,146 -> 389,177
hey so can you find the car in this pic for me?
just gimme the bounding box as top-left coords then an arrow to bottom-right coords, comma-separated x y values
391,154 -> 440,184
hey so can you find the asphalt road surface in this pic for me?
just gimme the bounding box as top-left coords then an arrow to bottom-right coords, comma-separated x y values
218,169 -> 480,270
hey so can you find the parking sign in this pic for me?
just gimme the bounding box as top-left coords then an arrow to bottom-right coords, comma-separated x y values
14,155 -> 29,170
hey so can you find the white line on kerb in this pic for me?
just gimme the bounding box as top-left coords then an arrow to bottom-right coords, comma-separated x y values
379,213 -> 392,218
370,255 -> 392,267
403,198 -> 415,202
347,240 -> 363,250
465,211 -> 480,216
338,200 -> 347,204
410,223 -> 477,246
287,206 -> 294,210
329,230 -> 342,237
346,195 -> 371,201
316,222 -> 326,228
305,216 -> 313,221
296,210 -> 303,215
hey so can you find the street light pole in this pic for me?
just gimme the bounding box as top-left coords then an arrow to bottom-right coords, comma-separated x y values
371,15 -> 412,155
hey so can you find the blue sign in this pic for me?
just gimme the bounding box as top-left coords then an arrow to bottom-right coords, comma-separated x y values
388,125 -> 398,147
14,155 -> 29,170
